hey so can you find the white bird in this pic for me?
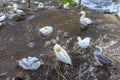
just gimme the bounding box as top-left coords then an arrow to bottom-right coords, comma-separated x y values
15,9 -> 24,15
0,22 -> 3,26
13,4 -> 18,9
34,1 -> 39,4
39,26 -> 53,36
18,56 -> 42,70
63,3 -> 70,9
0,13 -> 6,22
38,2 -> 44,9
13,3 -> 25,15
54,44 -> 72,65
94,46 -> 112,66
77,36 -> 91,48
14,7 -> 25,15
79,11 -> 92,29
21,0 -> 26,3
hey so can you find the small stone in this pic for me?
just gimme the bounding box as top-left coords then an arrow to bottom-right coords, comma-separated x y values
27,42 -> 35,48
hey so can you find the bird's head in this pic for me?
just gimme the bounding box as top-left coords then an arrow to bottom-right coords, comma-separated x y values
66,3 -> 70,6
13,7 -> 17,11
80,11 -> 86,16
95,46 -> 103,52
44,26 -> 48,30
77,36 -> 81,41
13,4 -> 18,10
55,44 -> 61,52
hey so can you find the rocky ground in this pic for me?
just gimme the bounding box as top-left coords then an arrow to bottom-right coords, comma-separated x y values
0,0 -> 120,80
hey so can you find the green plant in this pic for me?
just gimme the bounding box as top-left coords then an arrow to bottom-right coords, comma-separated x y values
59,0 -> 74,4
77,0 -> 88,10
59,0 -> 88,9
81,5 -> 89,9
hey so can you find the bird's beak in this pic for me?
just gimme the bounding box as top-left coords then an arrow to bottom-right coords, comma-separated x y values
93,46 -> 96,49
34,60 -> 40,62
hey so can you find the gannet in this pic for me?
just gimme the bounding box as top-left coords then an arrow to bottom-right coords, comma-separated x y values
77,36 -> 91,48
21,0 -> 26,4
13,4 -> 18,9
94,46 -> 112,66
18,56 -> 42,70
54,44 -> 72,65
79,11 -> 92,29
63,3 -> 70,9
13,3 -> 25,15
38,2 -> 44,9
39,26 -> 53,36
0,13 -> 6,22
14,7 -> 25,15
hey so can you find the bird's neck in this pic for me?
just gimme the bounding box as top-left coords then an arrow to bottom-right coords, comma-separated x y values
81,15 -> 85,19
95,50 -> 102,55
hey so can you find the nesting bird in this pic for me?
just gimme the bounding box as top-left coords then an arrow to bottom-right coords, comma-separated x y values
0,13 -> 6,22
63,3 -> 70,9
14,7 -> 25,15
18,56 -> 42,70
34,1 -> 39,4
0,23 -> 3,26
77,36 -> 91,49
13,4 -> 18,9
39,26 -> 53,36
13,4 -> 25,15
0,13 -> 6,26
38,2 -> 44,9
94,46 -> 112,67
21,0 -> 26,4
79,11 -> 93,30
54,44 -> 72,65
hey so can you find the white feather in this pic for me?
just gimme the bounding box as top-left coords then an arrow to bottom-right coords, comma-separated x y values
39,26 -> 53,36
18,56 -> 41,70
80,16 -> 92,26
78,37 -> 91,48
38,2 -> 44,9
18,58 -> 31,69
21,0 -> 26,3
13,4 -> 18,9
63,3 -> 70,9
15,9 -> 24,15
0,14 -> 6,22
0,23 -> 3,26
54,44 -> 72,65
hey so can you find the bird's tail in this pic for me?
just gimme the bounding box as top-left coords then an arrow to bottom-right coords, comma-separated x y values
110,65 -> 117,70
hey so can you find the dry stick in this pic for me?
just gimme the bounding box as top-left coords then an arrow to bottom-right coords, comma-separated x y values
79,0 -> 82,10
72,46 -> 79,53
2,0 -> 8,13
28,0 -> 31,8
4,6 -> 8,13
54,64 -> 67,80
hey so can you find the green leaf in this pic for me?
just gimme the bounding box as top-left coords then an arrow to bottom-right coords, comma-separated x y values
81,5 -> 89,9
60,0 -> 74,4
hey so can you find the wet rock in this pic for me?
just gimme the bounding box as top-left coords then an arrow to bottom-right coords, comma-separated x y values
104,9 -> 112,14
11,14 -> 26,21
